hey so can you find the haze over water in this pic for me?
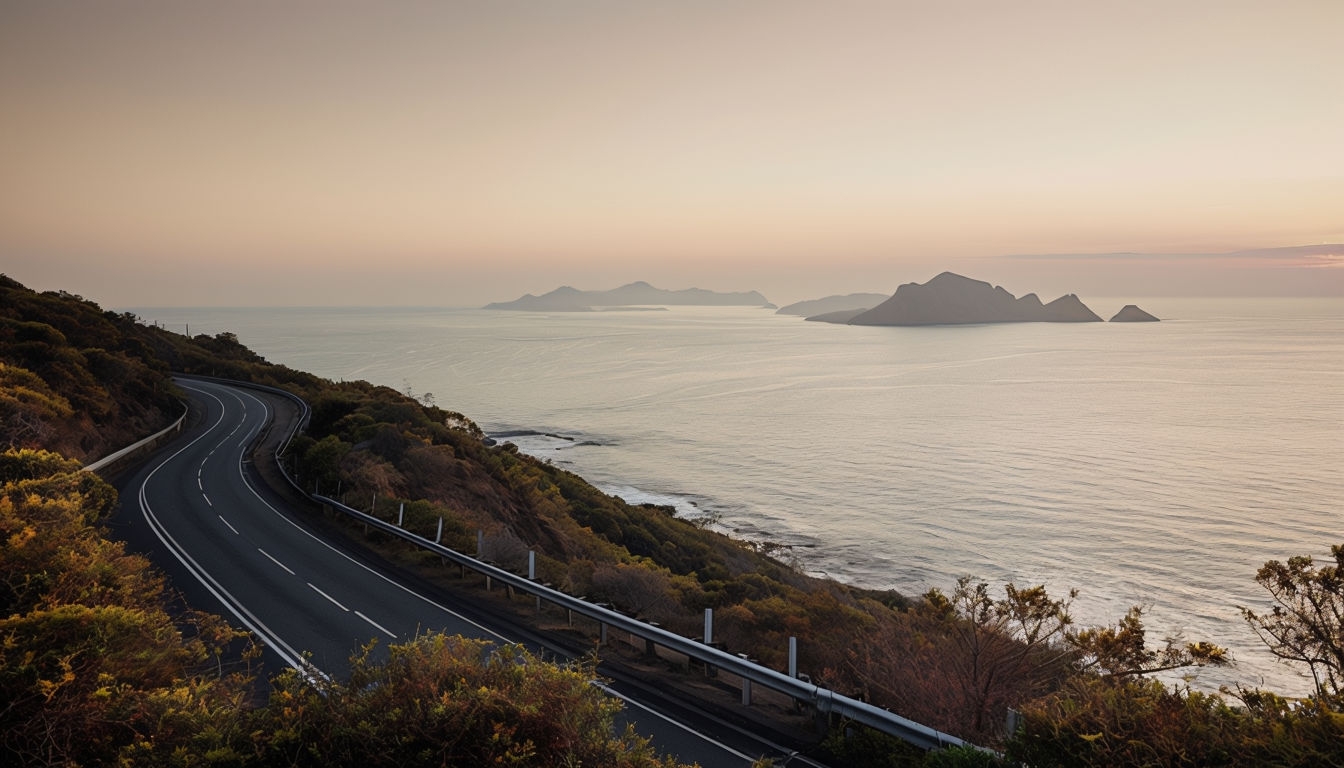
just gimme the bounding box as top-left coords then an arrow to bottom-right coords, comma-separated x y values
136,299 -> 1344,696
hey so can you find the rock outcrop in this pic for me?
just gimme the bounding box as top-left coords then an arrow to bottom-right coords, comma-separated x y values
1109,304 -> 1160,322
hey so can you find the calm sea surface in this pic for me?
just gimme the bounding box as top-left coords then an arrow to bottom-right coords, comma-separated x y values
132,299 -> 1344,695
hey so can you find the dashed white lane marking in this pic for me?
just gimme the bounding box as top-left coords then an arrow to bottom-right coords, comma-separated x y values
218,515 -> 239,535
355,611 -> 398,639
202,494 -> 213,507
308,582 -> 349,612
197,477 -> 203,490
258,548 -> 295,576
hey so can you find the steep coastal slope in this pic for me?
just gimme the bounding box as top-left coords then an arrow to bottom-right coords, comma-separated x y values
846,272 -> 1103,326
485,281 -> 773,311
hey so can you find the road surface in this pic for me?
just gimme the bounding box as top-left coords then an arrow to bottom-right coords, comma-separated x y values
110,377 -> 819,767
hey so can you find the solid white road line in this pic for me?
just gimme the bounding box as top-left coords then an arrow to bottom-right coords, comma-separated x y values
594,682 -> 758,764
140,384 -> 320,680
228,386 -> 513,644
186,380 -> 785,764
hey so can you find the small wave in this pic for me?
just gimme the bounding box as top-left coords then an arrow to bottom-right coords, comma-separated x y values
601,485 -> 705,519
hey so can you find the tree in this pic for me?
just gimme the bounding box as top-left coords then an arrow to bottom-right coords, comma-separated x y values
850,578 -> 1076,742
1070,604 -> 1228,678
299,434 -> 351,495
1242,544 -> 1344,700
935,580 -> 1078,737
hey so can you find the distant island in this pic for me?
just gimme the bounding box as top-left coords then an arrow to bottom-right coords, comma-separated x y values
804,272 -> 1155,326
775,293 -> 888,317
484,281 -> 774,311
1110,304 -> 1160,322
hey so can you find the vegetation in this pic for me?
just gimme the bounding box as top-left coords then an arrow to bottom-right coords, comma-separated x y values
1,276 -> 178,460
1243,545 -> 1344,698
4,274 -> 1344,765
243,636 -> 682,768
0,447 -> 691,766
0,448 -> 252,765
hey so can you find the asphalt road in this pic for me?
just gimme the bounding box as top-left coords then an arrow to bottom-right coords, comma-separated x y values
109,377 -> 816,767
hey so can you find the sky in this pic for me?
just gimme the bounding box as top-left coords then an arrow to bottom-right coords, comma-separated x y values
2,0 -> 1342,307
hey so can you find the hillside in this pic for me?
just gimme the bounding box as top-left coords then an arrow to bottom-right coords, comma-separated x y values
6,275 -> 1341,766
1,276 -> 179,459
0,276 -> 694,767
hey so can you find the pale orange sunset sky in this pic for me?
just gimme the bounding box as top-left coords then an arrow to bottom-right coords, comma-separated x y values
2,1 -> 1341,307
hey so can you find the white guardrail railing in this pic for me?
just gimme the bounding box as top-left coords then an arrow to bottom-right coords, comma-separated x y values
83,404 -> 189,474
312,493 -> 972,752
186,374 -> 975,753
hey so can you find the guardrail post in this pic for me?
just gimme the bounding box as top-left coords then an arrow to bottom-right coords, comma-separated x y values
397,502 -> 404,527
299,469 -> 978,753
704,609 -> 716,677
529,551 -> 541,612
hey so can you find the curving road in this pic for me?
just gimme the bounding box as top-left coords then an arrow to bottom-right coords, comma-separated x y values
111,377 -> 814,767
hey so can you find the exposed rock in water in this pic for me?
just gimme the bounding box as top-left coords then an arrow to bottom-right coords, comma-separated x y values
1110,304 -> 1160,322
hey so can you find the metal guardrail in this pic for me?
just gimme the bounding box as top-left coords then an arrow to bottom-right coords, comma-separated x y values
311,493 -> 972,752
82,404 -> 188,474
182,373 -> 975,752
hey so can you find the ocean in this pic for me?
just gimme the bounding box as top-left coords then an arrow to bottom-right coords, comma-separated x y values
132,298 -> 1344,696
